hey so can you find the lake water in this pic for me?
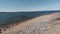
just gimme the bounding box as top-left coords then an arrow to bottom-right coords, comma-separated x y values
0,11 -> 60,26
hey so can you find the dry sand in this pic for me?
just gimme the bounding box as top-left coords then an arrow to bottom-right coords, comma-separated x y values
1,12 -> 60,34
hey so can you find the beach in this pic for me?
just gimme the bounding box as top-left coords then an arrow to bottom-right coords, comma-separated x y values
1,12 -> 60,34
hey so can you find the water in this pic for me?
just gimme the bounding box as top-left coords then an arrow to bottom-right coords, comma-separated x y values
0,11 -> 60,26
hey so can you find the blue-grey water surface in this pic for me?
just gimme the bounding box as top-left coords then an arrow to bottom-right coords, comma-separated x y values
0,11 -> 60,26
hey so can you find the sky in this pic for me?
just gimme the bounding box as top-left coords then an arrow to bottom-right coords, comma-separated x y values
0,0 -> 60,12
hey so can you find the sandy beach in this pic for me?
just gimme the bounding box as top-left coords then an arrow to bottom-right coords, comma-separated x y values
0,12 -> 60,34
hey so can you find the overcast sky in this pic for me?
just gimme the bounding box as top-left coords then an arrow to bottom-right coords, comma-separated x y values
0,0 -> 60,12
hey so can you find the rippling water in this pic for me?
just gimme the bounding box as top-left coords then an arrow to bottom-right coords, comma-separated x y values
0,11 -> 59,26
